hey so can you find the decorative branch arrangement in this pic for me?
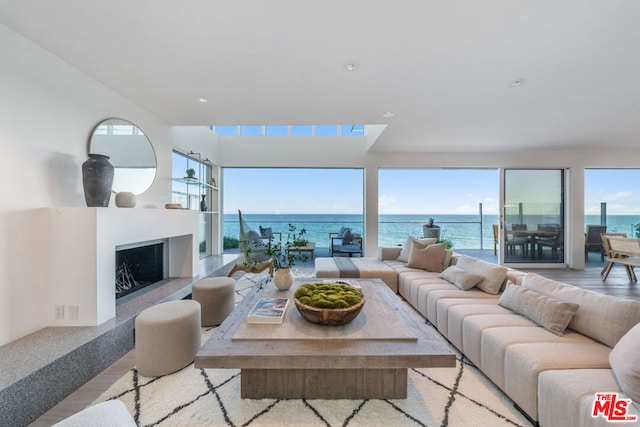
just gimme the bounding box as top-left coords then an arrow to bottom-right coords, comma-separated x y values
116,263 -> 139,294
267,223 -> 309,270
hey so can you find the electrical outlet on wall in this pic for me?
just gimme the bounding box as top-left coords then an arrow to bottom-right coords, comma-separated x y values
55,305 -> 64,320
69,305 -> 78,320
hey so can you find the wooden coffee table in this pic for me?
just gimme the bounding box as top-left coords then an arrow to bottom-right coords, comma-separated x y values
195,278 -> 455,399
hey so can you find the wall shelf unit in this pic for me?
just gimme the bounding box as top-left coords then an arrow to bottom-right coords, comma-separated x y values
171,150 -> 221,256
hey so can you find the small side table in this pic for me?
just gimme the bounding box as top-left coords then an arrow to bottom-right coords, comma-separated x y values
289,242 -> 316,259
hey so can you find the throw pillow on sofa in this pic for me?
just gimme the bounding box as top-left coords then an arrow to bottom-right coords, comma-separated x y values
609,322 -> 640,403
406,241 -> 446,272
455,255 -> 508,295
498,283 -> 579,336
397,236 -> 437,262
439,265 -> 485,290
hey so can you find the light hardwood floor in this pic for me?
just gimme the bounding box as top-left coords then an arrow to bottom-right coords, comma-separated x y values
29,252 -> 640,426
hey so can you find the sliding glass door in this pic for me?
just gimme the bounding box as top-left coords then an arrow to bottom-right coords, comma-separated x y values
502,169 -> 565,265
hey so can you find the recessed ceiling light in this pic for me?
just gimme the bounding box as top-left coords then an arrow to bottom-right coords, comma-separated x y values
508,79 -> 525,88
199,97 -> 208,103
343,61 -> 358,72
382,111 -> 395,118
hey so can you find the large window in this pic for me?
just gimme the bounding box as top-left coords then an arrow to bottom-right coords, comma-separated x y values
585,169 -> 640,237
378,169 -> 499,249
222,168 -> 364,252
213,125 -> 365,137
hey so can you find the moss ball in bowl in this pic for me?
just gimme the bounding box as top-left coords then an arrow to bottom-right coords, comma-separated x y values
293,282 -> 365,326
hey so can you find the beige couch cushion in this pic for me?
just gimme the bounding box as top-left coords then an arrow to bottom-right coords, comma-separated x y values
504,341 -> 612,422
447,304 -> 517,352
439,265 -> 484,290
609,322 -> 640,403
498,283 -> 579,336
396,236 -> 437,262
424,288 -> 499,326
522,272 -> 640,347
406,241 -> 446,272
455,255 -> 508,295
479,326 -> 583,389
435,297 -> 500,337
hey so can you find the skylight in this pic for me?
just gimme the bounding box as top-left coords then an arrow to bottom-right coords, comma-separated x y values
212,125 -> 365,137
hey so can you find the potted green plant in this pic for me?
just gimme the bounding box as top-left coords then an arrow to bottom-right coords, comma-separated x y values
422,217 -> 441,239
185,168 -> 196,179
267,224 -> 309,290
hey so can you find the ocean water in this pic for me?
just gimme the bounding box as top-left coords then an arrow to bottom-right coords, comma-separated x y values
223,213 -> 640,250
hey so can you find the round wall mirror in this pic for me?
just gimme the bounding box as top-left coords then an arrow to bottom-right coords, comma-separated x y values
88,118 -> 157,195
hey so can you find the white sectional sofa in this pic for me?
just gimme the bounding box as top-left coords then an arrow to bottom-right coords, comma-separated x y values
316,241 -> 640,426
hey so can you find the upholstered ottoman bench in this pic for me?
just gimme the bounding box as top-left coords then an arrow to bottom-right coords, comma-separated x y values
192,277 -> 236,326
135,300 -> 201,377
314,257 -> 399,292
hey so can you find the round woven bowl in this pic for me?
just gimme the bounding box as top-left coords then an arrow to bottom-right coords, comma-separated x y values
294,296 -> 365,326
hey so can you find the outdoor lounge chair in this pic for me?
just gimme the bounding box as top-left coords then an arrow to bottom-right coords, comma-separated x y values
228,210 -> 279,277
330,227 -> 363,256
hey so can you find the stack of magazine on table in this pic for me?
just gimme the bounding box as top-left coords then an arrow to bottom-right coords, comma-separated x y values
247,297 -> 289,324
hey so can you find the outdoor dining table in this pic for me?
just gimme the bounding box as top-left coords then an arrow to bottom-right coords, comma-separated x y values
511,229 -> 560,259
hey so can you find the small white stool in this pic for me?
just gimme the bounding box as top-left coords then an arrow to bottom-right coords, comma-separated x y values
135,300 -> 201,377
192,277 -> 236,326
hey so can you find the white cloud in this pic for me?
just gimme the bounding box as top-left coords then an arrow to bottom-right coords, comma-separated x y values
603,191 -> 633,202
455,204 -> 479,214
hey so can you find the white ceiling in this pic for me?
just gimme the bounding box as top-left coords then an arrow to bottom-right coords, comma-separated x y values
2,0 -> 640,152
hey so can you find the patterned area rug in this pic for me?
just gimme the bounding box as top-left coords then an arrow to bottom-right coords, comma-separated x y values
95,273 -> 534,427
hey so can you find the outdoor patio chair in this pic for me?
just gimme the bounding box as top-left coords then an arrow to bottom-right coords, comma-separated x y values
506,224 -> 530,257
585,224 -> 607,262
537,224 -> 562,260
228,210 -> 279,277
330,227 -> 363,256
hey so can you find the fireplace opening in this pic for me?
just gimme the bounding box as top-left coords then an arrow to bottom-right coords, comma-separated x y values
115,243 -> 164,299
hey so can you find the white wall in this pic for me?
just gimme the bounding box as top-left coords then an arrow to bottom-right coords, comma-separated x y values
0,26 -> 218,345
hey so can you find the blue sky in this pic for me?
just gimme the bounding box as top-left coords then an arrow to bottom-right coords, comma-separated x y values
585,169 -> 640,215
378,169 -> 498,215
223,168 -> 364,214
223,168 -> 498,215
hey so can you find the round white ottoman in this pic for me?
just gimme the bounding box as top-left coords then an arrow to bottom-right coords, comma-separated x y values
192,277 -> 236,326
135,300 -> 201,377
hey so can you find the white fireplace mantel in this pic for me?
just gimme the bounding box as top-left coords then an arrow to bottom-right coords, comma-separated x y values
44,207 -> 199,326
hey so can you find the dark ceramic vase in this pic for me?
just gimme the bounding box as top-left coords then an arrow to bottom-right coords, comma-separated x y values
200,194 -> 207,212
82,154 -> 114,207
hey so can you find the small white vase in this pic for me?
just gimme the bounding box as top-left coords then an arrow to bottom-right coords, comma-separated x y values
274,267 -> 294,291
115,191 -> 136,208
